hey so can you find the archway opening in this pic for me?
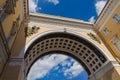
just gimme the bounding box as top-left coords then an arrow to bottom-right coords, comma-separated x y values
25,32 -> 108,80
27,53 -> 88,80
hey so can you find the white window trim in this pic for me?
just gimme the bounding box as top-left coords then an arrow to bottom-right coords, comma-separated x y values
111,35 -> 120,53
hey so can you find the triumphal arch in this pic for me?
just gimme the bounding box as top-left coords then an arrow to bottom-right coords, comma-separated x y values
0,0 -> 120,80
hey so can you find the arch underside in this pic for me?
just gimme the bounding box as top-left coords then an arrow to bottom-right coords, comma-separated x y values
25,32 -> 107,77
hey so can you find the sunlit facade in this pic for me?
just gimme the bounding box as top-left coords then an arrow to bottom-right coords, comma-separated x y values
94,0 -> 120,62
0,0 -> 120,80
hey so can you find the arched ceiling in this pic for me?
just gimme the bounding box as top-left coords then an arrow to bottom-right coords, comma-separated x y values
25,32 -> 108,77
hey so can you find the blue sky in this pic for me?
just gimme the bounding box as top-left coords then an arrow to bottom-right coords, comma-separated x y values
27,54 -> 88,80
29,0 -> 107,23
28,0 -> 107,80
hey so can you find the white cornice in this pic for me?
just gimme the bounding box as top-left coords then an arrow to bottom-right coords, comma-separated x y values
95,0 -> 120,31
30,13 -> 92,24
29,13 -> 93,29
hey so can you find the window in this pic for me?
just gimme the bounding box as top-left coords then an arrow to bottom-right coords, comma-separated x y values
103,28 -> 110,35
113,14 -> 120,23
111,35 -> 120,52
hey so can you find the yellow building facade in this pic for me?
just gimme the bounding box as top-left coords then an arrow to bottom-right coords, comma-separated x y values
95,0 -> 120,62
0,0 -> 120,80
0,0 -> 28,79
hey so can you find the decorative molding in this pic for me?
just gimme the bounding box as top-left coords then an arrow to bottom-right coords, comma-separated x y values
0,0 -> 17,21
25,26 -> 40,37
99,1 -> 120,31
8,58 -> 23,66
87,33 -> 101,44
23,0 -> 29,20
4,0 -> 15,14
95,0 -> 120,31
29,13 -> 94,30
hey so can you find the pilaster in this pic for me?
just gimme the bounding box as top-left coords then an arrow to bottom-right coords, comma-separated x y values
1,58 -> 24,80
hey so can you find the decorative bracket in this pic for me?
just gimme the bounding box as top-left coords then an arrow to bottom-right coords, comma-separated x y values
4,0 -> 15,14
87,33 -> 101,44
25,26 -> 40,37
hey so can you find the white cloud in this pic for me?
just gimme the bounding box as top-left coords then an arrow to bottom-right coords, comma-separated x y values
61,60 -> 72,67
95,0 -> 107,15
89,16 -> 95,23
64,61 -> 84,79
29,0 -> 40,12
27,54 -> 68,80
54,66 -> 59,70
27,54 -> 84,80
48,0 -> 60,5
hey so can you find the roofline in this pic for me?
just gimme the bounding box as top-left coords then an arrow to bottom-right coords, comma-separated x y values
29,13 -> 93,26
94,0 -> 110,24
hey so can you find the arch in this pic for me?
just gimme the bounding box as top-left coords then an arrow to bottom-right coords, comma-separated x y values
24,31 -> 109,79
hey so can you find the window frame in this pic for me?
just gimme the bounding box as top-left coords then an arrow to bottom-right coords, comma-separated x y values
111,35 -> 120,53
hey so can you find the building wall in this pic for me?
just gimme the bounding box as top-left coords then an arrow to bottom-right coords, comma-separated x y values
0,0 -> 26,77
95,0 -> 120,61
98,67 -> 120,80
100,6 -> 120,57
1,0 -> 24,49
0,0 -> 120,80
0,0 -> 6,7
